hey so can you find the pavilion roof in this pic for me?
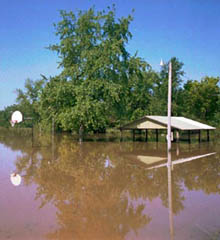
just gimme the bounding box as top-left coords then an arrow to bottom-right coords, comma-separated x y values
120,116 -> 216,131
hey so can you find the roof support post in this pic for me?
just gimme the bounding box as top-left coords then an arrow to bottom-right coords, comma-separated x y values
139,129 -> 142,141
156,129 -> 159,142
198,130 -> 201,143
132,129 -> 135,141
188,130 -> 191,144
207,130 -> 210,142
145,129 -> 148,142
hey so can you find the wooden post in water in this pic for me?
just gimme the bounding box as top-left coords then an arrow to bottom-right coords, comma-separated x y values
145,129 -> 148,142
79,125 -> 83,143
31,119 -> 34,148
52,117 -> 55,136
133,129 -> 135,141
138,129 -> 142,141
198,130 -> 201,143
51,117 -> 55,150
188,130 -> 191,143
120,129 -> 123,142
207,130 -> 210,142
156,129 -> 159,142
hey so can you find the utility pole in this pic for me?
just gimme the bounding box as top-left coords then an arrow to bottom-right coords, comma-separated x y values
167,61 -> 172,155
160,59 -> 172,156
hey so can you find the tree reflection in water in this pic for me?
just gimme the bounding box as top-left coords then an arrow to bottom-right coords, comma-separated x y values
14,136 -> 152,239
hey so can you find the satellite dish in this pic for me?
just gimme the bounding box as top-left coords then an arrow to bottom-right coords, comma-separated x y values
10,173 -> 22,186
11,111 -> 23,125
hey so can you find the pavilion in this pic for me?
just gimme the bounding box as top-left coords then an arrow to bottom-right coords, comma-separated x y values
119,116 -> 216,142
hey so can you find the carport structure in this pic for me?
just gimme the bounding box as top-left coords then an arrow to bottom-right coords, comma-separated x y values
119,116 -> 216,142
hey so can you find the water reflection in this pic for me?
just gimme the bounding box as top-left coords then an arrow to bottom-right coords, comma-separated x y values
143,147 -> 217,239
10,173 -> 22,186
167,151 -> 216,240
0,131 -> 220,239
14,139 -> 152,239
167,151 -> 174,240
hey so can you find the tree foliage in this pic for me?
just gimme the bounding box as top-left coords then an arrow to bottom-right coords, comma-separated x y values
15,78 -> 45,126
181,77 -> 220,122
39,6 -> 152,133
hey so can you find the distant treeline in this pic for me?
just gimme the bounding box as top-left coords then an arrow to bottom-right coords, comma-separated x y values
1,6 -> 220,133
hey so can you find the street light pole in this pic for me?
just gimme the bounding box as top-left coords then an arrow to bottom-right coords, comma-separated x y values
167,61 -> 172,154
160,59 -> 172,155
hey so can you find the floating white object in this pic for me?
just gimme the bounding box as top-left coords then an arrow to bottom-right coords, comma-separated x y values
10,173 -> 22,186
11,111 -> 23,124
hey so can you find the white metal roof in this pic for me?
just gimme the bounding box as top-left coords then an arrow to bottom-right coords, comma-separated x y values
146,116 -> 216,130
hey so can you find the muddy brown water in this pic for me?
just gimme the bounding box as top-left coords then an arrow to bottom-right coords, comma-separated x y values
0,130 -> 220,240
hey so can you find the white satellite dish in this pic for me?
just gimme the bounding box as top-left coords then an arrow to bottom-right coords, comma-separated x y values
11,111 -> 23,127
10,173 -> 22,186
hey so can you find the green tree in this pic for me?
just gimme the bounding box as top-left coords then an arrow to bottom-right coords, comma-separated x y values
15,78 -> 45,126
127,69 -> 156,120
182,76 -> 220,122
40,6 -> 152,133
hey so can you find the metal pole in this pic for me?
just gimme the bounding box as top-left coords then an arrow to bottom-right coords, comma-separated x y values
167,61 -> 172,154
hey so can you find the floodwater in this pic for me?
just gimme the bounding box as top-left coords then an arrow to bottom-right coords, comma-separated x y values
0,129 -> 220,240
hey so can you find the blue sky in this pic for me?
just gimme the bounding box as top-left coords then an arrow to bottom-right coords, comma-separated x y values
1,0 -> 220,110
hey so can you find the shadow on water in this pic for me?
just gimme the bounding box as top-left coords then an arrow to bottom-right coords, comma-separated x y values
0,129 -> 220,239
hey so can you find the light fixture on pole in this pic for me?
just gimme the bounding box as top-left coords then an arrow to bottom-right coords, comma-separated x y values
160,59 -> 164,67
160,59 -> 172,156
